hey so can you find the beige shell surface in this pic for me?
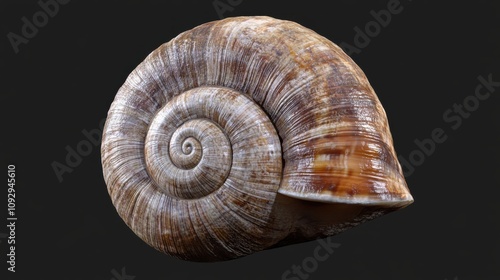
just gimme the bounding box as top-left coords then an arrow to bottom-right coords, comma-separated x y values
101,16 -> 413,261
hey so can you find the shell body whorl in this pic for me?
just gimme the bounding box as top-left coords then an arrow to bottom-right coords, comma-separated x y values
101,16 -> 413,261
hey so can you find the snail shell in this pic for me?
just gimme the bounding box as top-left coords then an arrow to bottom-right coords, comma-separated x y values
101,16 -> 413,261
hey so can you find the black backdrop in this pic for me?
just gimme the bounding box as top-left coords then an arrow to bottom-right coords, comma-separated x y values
1,0 -> 499,279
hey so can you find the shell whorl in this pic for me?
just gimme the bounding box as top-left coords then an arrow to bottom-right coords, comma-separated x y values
101,16 -> 413,261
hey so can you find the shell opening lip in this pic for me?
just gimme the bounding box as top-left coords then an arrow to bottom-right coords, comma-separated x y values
278,189 -> 414,208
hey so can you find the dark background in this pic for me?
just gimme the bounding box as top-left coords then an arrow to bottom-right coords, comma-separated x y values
1,0 -> 499,279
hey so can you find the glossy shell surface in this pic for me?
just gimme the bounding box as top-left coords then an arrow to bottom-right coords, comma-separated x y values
101,16 -> 413,261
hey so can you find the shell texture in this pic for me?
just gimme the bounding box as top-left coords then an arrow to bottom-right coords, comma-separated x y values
101,16 -> 413,261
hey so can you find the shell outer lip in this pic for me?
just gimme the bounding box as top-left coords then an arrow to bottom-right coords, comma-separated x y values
278,189 -> 414,208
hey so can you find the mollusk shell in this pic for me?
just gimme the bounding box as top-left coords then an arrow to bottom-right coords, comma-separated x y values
101,16 -> 413,261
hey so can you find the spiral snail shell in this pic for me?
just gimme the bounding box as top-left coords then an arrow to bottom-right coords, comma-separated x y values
101,16 -> 413,261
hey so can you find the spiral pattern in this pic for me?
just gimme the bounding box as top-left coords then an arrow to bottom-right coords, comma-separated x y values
101,16 -> 413,261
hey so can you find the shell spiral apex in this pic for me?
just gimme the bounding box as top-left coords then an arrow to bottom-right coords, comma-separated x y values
101,16 -> 413,261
